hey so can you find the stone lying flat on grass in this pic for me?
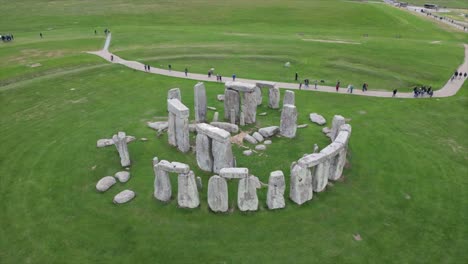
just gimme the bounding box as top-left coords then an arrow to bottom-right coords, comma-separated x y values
298,124 -> 308,128
252,132 -> 264,142
259,126 -> 279,138
309,113 -> 326,125
258,112 -> 267,116
255,144 -> 266,151
115,171 -> 130,183
217,94 -> 225,101
207,106 -> 217,111
243,134 -> 258,144
243,150 -> 253,156
96,135 -> 136,148
147,121 -> 169,131
113,189 -> 136,204
322,127 -> 331,134
96,176 -> 116,192
210,122 -> 239,133
264,140 -> 272,145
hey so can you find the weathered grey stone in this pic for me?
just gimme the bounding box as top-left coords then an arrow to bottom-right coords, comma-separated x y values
283,90 -> 295,106
243,150 -> 253,156
334,131 -> 351,145
298,153 -> 327,168
320,142 -> 344,157
212,112 -> 219,122
258,112 -> 267,116
313,144 -> 319,153
196,133 -> 213,172
168,88 -> 181,100
97,138 -> 114,147
329,148 -> 346,181
242,92 -> 257,124
339,124 -> 352,133
224,89 -> 240,121
255,144 -> 266,151
298,124 -> 308,128
178,171 -> 200,209
212,139 -> 234,173
239,112 -> 245,126
207,175 -> 228,213
264,140 -> 272,145
147,121 -> 168,131
157,160 -> 190,174
112,132 -> 131,167
238,175 -> 260,211
267,170 -> 285,209
330,115 -> 345,140
194,82 -> 207,123
153,162 -> 172,202
230,109 -> 236,124
289,163 -> 313,205
96,176 -> 116,192
196,176 -> 202,191
140,138 -> 148,141
168,113 -> 176,146
252,132 -> 264,142
207,106 -> 216,111
256,81 -> 276,89
322,127 -> 331,134
280,104 -> 297,138
225,81 -> 256,92
259,126 -> 279,138
268,87 -> 280,109
189,124 -> 197,132
115,171 -> 130,183
113,189 -> 136,204
217,94 -> 225,101
254,86 -> 262,105
196,123 -> 230,142
310,113 -> 326,125
220,167 -> 248,179
210,122 -> 239,133
243,134 -> 258,144
313,159 -> 330,192
167,99 -> 189,117
175,115 -> 190,153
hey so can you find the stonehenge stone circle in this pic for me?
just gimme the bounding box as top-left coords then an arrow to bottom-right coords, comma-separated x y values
115,171 -> 130,183
194,82 -> 207,123
207,175 -> 229,213
96,176 -> 116,192
267,171 -> 285,210
167,98 -> 190,153
113,190 -> 136,204
178,171 -> 200,208
283,90 -> 295,106
196,123 -> 234,173
112,131 -> 131,167
280,104 -> 297,138
224,82 -> 258,125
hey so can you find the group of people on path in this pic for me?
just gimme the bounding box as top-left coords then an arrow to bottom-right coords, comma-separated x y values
1,33 -> 14,42
413,86 -> 433,98
452,71 -> 467,81
144,64 -> 151,72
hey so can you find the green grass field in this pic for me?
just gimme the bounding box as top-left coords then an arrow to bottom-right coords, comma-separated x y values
0,0 -> 467,263
406,0 -> 468,9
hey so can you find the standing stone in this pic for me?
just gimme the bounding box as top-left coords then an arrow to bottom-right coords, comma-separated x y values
267,171 -> 285,210
230,109 -> 236,124
238,175 -> 259,211
268,87 -> 280,109
242,92 -> 257,124
167,113 -> 176,146
313,159 -> 330,192
178,171 -> 200,208
154,162 -> 172,202
194,82 -> 207,123
330,115 -> 345,140
313,144 -> 319,153
239,112 -> 245,126
168,88 -> 181,100
196,133 -> 213,172
112,131 -> 131,167
212,112 -> 219,122
290,163 -> 313,205
196,176 -> 202,190
175,115 -> 190,152
212,139 -> 234,173
224,89 -> 240,121
280,104 -> 297,138
283,90 -> 295,106
207,175 -> 228,213
254,86 -> 262,105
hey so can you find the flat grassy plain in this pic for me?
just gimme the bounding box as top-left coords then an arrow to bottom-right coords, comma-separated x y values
406,0 -> 468,9
0,0 -> 467,263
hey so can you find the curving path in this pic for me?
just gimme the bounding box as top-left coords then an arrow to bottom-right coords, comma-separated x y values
88,34 -> 468,98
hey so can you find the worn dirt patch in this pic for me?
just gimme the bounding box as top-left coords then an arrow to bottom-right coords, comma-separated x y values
230,132 -> 247,146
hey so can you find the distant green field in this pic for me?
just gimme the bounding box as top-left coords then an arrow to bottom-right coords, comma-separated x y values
406,0 -> 468,9
0,1 -> 467,263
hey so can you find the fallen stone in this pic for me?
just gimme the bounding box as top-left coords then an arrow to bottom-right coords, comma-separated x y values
252,132 -> 264,142
267,170 -> 285,210
220,167 -> 249,179
207,106 -> 217,111
115,171 -> 130,183
243,134 -> 258,144
207,175 -> 228,212
112,132 -> 131,167
210,122 -> 239,133
309,113 -> 326,125
264,140 -> 272,145
97,136 -> 135,148
147,121 -> 168,131
298,124 -> 308,128
217,94 -> 225,101
258,112 -> 267,116
113,189 -> 136,204
259,126 -> 279,138
243,150 -> 253,156
255,144 -> 266,151
96,176 -> 116,192
140,138 -> 148,141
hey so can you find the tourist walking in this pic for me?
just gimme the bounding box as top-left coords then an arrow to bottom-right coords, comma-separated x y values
362,82 -> 368,92
336,81 -> 340,92
464,72 -> 467,78
347,85 -> 354,93
295,72 -> 298,81
185,68 -> 188,76
110,55 -> 114,62
94,30 -> 97,35
392,89 -> 397,97
147,65 -> 151,72
304,79 -> 309,88
40,32 -> 43,38
168,64 -> 172,71
232,74 -> 236,81
299,82 -> 302,90
208,71 -> 211,78
314,80 -> 318,89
